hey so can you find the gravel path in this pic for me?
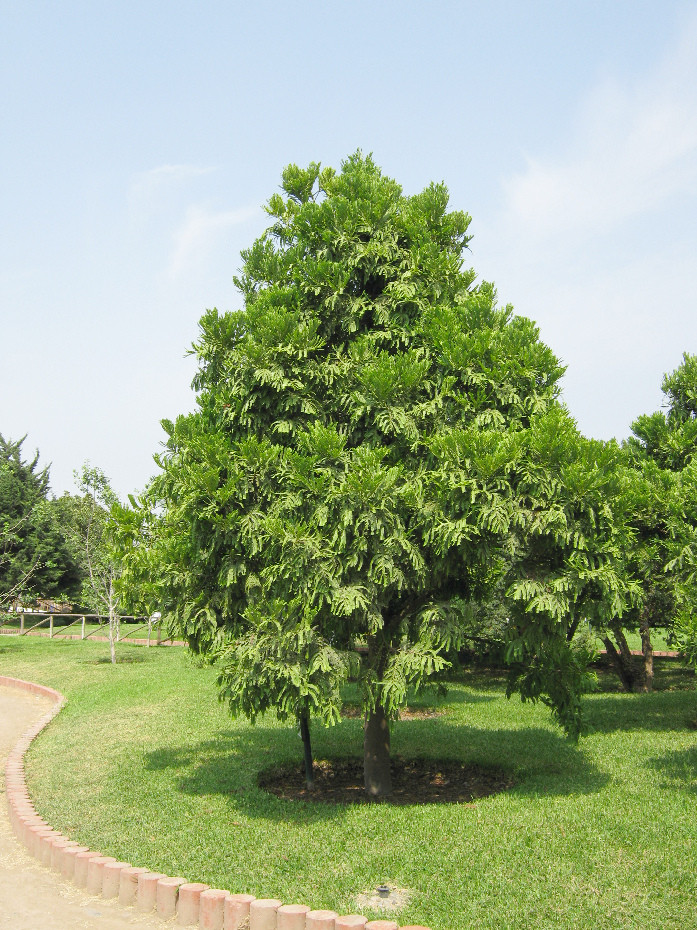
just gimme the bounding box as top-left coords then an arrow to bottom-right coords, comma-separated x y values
0,684 -> 164,930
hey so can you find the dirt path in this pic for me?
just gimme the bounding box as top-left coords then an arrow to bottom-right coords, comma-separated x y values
0,684 -> 164,930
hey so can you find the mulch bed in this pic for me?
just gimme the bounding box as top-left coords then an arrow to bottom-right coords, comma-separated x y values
341,704 -> 446,720
259,756 -> 515,805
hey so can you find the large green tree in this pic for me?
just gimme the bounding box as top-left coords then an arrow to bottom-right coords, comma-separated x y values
138,154 -> 632,796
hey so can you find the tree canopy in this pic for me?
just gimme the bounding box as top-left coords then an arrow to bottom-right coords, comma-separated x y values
133,154 -> 635,795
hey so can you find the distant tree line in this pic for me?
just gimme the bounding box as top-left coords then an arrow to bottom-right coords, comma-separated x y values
0,437 -> 113,614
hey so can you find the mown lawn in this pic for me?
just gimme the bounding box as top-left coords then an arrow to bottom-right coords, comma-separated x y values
1,636 -> 696,930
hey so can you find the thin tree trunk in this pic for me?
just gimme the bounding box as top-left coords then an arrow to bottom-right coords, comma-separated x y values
613,626 -> 634,667
363,628 -> 393,798
108,576 -> 118,665
109,611 -> 116,664
603,634 -> 637,692
566,615 -> 581,642
364,703 -> 392,798
299,710 -> 314,789
639,614 -> 654,693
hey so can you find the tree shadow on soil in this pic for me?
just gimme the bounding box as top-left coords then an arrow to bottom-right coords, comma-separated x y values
143,717 -> 607,825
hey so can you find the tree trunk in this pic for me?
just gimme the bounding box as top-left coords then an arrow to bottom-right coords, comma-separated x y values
109,610 -> 116,665
613,626 -> 634,668
639,614 -> 654,693
566,615 -> 581,642
108,577 -> 118,665
364,704 -> 392,798
299,710 -> 314,789
603,633 -> 638,692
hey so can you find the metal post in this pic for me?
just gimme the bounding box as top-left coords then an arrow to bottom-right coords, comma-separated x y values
20,613 -> 24,633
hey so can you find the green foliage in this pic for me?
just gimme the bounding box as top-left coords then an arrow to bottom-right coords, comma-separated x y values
0,435 -> 81,603
618,353 -> 697,664
627,352 -> 697,472
69,464 -> 121,615
217,598 -> 356,727
667,460 -> 697,588
111,491 -> 165,619
132,152 -> 635,760
49,491 -> 99,602
671,609 -> 697,666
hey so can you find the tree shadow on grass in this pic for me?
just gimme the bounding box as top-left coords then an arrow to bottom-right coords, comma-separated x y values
593,659 -> 695,695
91,653 -> 151,664
142,717 -> 607,825
583,688 -> 697,735
645,745 -> 697,793
436,689 -> 498,706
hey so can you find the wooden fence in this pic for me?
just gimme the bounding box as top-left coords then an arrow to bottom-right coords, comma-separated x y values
0,611 -> 171,646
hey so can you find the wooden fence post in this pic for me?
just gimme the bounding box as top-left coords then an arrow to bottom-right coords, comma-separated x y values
81,617 -> 86,640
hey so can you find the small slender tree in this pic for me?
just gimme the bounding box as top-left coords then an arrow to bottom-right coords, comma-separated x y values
72,465 -> 122,664
111,491 -> 165,622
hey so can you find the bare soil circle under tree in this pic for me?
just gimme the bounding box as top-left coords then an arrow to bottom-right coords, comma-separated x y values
259,756 -> 515,805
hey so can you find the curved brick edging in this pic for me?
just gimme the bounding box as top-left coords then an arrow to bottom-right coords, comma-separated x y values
1,676 -> 430,930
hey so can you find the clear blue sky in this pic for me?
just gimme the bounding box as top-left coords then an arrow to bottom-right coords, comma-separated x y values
2,1 -> 696,499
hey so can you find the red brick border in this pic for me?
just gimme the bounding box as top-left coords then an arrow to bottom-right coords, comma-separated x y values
1,676 -> 430,930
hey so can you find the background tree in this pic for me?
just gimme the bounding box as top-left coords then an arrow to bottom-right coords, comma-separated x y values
69,464 -> 123,663
110,491 -> 163,620
628,353 -> 697,472
0,435 -> 80,607
49,491 -> 97,596
608,353 -> 697,689
594,461 -> 678,692
140,154 -> 633,796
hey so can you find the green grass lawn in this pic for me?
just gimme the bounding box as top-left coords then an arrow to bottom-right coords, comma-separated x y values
612,629 -> 672,652
1,637 -> 696,930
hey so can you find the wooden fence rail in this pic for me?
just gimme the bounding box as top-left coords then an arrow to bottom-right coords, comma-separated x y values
0,612 -> 168,646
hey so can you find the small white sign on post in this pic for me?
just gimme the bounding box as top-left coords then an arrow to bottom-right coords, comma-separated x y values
148,612 -> 161,648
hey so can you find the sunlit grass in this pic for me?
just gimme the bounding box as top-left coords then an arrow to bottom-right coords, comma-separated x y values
1,637 -> 696,929
612,628 -> 672,652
